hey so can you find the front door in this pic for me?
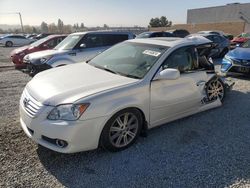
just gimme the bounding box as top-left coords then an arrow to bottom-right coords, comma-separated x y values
150,46 -> 207,127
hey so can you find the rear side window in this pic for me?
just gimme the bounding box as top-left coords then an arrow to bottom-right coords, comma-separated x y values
151,32 -> 164,37
9,35 -> 25,39
163,32 -> 174,37
103,34 -> 128,46
84,34 -> 128,48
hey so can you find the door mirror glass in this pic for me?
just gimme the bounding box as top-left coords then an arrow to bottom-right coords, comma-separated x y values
80,43 -> 86,48
154,68 -> 180,80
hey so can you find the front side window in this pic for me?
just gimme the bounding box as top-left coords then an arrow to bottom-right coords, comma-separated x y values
46,38 -> 57,48
84,34 -> 104,48
54,35 -> 82,50
88,42 -> 168,79
162,47 -> 195,73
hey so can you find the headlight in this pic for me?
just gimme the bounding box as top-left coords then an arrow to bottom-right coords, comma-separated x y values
40,56 -> 52,64
47,103 -> 90,121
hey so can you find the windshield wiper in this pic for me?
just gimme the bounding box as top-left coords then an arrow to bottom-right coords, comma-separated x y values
93,65 -> 118,74
92,64 -> 140,79
117,72 -> 141,79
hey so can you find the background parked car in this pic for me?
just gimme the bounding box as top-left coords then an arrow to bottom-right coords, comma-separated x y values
10,34 -> 67,69
31,33 -> 52,40
231,33 -> 250,46
24,31 -> 135,76
0,34 -> 36,47
136,31 -> 174,38
189,33 -> 230,58
197,30 -> 225,36
221,39 -> 250,76
166,29 -> 190,38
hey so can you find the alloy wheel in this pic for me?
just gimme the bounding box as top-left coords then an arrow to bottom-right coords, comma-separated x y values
109,112 -> 139,148
207,79 -> 224,101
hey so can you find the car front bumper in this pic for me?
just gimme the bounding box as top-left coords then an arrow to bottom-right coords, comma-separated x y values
25,62 -> 52,76
20,102 -> 108,153
11,54 -> 26,68
221,58 -> 250,75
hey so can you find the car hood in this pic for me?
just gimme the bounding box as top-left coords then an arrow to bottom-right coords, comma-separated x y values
25,49 -> 67,60
227,47 -> 250,60
26,63 -> 138,106
11,45 -> 29,55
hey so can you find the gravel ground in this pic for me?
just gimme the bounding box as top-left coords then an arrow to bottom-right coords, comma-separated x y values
0,47 -> 250,188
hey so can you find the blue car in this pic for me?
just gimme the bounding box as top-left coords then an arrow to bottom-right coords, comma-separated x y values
221,40 -> 250,75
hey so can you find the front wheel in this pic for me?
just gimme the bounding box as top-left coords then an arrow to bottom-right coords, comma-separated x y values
206,78 -> 226,102
100,109 -> 143,152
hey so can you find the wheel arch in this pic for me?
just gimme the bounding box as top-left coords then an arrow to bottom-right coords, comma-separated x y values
98,106 -> 148,147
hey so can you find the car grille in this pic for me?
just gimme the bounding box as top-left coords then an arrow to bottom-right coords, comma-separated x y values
21,89 -> 43,118
241,60 -> 250,66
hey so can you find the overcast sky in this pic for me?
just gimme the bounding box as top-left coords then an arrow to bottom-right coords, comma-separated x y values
0,0 -> 250,27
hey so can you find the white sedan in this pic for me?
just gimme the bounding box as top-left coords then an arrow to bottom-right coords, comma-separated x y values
0,34 -> 36,47
20,36 -> 232,153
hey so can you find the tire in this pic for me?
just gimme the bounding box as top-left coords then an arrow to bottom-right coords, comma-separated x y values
5,41 -> 13,47
219,48 -> 229,58
100,108 -> 143,152
206,77 -> 226,102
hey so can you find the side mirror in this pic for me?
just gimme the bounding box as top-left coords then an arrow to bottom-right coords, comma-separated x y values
41,43 -> 48,49
80,43 -> 86,48
154,68 -> 180,80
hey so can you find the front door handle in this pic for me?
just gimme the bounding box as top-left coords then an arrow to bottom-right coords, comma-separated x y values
196,81 -> 206,86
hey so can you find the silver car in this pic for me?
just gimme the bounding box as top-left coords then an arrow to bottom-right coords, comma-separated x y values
24,31 -> 135,76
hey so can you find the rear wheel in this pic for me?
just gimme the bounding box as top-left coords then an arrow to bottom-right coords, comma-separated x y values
206,78 -> 225,102
100,109 -> 142,152
5,41 -> 13,47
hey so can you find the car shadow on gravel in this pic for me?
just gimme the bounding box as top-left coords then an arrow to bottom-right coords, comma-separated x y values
37,90 -> 250,188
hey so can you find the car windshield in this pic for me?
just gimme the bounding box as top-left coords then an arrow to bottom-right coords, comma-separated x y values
88,42 -> 168,79
29,36 -> 51,47
241,40 -> 250,48
54,34 -> 82,50
136,32 -> 152,38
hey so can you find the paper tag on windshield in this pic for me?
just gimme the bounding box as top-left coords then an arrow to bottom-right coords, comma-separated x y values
143,50 -> 161,57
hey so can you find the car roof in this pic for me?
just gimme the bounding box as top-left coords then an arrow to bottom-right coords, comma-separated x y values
46,34 -> 68,38
190,33 -> 220,37
129,36 -> 212,47
70,31 -> 134,36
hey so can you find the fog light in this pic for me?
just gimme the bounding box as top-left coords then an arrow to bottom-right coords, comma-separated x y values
55,139 -> 68,148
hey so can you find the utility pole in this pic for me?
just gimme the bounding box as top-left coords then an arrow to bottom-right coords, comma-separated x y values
0,12 -> 24,33
18,12 -> 24,33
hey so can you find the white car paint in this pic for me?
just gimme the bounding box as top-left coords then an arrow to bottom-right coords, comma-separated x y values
0,35 -> 35,46
20,36 -> 223,153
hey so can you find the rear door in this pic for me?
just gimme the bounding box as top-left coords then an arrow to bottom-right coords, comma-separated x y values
150,46 -> 207,127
